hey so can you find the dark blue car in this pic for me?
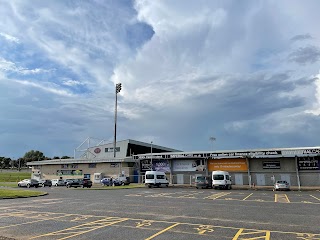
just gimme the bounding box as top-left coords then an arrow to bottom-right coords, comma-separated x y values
101,178 -> 122,186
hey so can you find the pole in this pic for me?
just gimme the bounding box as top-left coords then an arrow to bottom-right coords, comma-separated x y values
113,86 -> 118,159
150,141 -> 153,170
295,155 -> 301,191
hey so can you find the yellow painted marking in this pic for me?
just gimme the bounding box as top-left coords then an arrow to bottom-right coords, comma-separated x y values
243,193 -> 253,200
204,192 -> 231,200
30,217 -> 128,240
232,228 -> 270,240
0,213 -> 74,229
275,194 -> 290,203
145,223 -> 180,240
195,225 -> 214,234
285,194 -> 290,203
136,220 -> 154,228
310,195 -> 320,201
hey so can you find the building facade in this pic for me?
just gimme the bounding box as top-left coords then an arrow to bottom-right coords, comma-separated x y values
134,147 -> 320,187
28,141 -> 320,187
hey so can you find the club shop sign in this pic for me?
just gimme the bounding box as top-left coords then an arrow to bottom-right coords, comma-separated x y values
263,161 -> 281,169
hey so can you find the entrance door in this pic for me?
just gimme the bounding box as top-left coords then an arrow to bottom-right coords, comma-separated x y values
256,174 -> 265,186
234,174 -> 243,185
177,174 -> 184,184
280,174 -> 291,185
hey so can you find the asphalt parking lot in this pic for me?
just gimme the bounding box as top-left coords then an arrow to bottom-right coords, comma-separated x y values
0,187 -> 319,240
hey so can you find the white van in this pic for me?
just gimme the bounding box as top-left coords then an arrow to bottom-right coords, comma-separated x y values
145,171 -> 169,188
211,171 -> 232,189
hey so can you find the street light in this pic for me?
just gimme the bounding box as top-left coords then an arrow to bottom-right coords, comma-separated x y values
113,83 -> 122,159
150,141 -> 153,170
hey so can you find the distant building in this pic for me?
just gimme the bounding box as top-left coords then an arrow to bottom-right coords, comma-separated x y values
27,139 -> 179,184
28,140 -> 320,187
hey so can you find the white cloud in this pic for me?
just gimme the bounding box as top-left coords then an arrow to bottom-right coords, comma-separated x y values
0,32 -> 20,43
1,0 -> 320,157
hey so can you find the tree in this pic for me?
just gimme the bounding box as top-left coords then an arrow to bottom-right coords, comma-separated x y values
53,156 -> 60,159
23,150 -> 45,162
0,157 -> 12,169
61,156 -> 71,159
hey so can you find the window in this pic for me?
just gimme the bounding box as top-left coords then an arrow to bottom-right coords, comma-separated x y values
146,174 -> 154,179
226,175 -> 230,180
213,174 -> 224,180
107,147 -> 120,152
61,164 -> 68,169
89,163 -> 96,168
71,164 -> 78,169
127,162 -> 134,167
156,175 -> 165,179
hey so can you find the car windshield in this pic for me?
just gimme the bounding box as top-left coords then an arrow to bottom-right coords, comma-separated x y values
146,174 -> 154,179
213,175 -> 224,180
277,181 -> 287,184
197,176 -> 206,181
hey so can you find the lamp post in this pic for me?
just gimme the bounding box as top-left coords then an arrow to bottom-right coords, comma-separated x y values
150,141 -> 153,170
113,83 -> 122,159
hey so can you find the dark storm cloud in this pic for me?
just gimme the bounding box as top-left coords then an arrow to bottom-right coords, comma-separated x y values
290,34 -> 312,41
289,46 -> 320,64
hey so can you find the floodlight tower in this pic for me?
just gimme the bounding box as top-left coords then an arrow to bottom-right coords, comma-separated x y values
113,83 -> 122,158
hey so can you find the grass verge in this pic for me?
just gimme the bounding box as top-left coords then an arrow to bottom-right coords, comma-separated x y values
0,189 -> 47,199
0,172 -> 31,182
0,182 -> 18,188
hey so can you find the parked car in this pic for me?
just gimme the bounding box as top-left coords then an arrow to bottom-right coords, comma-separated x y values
195,176 -> 213,189
64,179 -> 75,185
38,179 -> 52,187
18,179 -> 39,188
66,179 -> 82,188
82,178 -> 92,188
101,178 -> 122,186
51,179 -> 65,186
117,176 -> 130,185
274,180 -> 290,191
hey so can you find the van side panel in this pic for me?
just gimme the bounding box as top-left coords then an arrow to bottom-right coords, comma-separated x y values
211,171 -> 232,189
145,171 -> 169,187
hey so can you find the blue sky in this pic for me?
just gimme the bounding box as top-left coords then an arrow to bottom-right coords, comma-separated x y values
1,0 -> 320,158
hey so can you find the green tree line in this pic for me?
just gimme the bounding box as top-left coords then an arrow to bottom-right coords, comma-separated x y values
0,150 -> 72,169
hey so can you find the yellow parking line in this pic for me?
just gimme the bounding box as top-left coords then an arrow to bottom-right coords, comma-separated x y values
145,223 -> 180,240
242,193 -> 253,201
310,195 -> 320,201
275,194 -> 290,203
285,194 -> 290,203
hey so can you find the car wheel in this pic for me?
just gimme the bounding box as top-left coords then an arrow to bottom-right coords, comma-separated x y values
18,184 -> 20,187
122,182 -> 125,186
88,186 -> 91,188
55,183 -> 58,187
27,184 -> 30,188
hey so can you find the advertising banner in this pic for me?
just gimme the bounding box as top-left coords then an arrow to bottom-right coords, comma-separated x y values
153,159 -> 170,172
208,159 -> 248,171
172,160 -> 206,172
297,156 -> 320,170
263,161 -> 281,169
140,159 -> 170,172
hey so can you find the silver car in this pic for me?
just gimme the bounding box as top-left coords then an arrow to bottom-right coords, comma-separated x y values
274,180 -> 290,191
18,179 -> 39,188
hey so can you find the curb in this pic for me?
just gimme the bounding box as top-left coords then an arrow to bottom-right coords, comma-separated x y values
0,192 -> 48,200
